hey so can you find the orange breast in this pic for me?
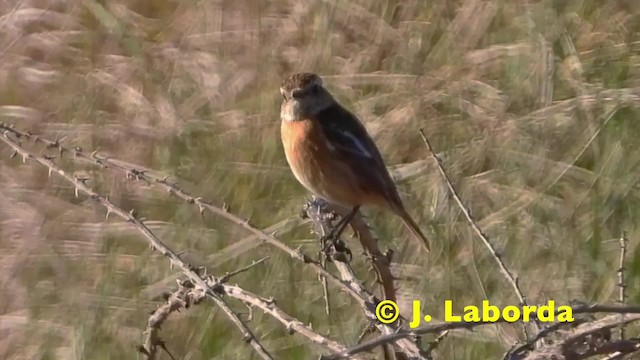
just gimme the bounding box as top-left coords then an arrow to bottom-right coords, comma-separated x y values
280,119 -> 367,207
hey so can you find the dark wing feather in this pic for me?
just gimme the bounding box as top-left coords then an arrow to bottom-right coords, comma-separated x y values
314,104 -> 385,165
313,104 -> 403,207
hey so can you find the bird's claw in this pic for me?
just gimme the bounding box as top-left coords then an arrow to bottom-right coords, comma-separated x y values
321,236 -> 352,262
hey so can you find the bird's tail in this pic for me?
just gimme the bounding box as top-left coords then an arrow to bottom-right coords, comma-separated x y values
398,209 -> 431,253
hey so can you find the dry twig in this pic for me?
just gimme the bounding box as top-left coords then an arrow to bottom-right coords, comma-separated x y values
305,198 -> 427,360
0,123 -> 376,311
617,231 -> 628,341
419,128 -> 538,338
325,304 -> 640,360
1,127 -> 274,360
307,194 -> 400,303
139,279 -> 205,360
219,256 -> 269,283
522,313 -> 640,360
0,128 -> 360,360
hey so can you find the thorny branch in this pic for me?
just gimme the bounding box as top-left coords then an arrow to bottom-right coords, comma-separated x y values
222,284 -> 353,354
328,206 -> 399,303
305,198 -> 427,360
617,231 -> 628,341
520,313 -> 640,360
5,123 -> 640,359
0,128 -> 361,359
419,128 -> 539,339
1,127 -> 274,360
0,123 -> 379,312
219,256 -> 269,283
139,279 -> 204,360
326,305 -> 640,360
0,123 -> 408,355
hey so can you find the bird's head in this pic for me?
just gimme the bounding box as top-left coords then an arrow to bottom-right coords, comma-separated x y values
280,72 -> 334,121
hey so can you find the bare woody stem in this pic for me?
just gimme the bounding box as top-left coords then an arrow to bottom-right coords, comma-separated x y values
305,198 -> 427,360
618,231 -> 628,340
325,304 -> 640,360
222,284 -> 350,354
0,124 -> 381,320
219,257 -> 269,283
418,128 -> 539,338
1,128 -> 274,360
0,129 -> 359,359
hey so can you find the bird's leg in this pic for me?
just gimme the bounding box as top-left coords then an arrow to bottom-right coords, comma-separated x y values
322,205 -> 360,256
328,205 -> 360,241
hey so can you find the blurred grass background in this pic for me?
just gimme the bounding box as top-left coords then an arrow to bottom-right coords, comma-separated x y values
1,0 -> 640,359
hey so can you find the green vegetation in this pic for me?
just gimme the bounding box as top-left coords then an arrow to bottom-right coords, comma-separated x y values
1,0 -> 640,359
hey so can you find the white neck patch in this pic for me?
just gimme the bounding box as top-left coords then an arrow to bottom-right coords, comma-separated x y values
281,102 -> 301,122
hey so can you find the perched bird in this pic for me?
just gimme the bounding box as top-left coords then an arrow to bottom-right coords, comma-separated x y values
279,72 -> 431,252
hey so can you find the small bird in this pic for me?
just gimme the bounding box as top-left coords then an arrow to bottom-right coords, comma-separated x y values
279,72 -> 431,252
